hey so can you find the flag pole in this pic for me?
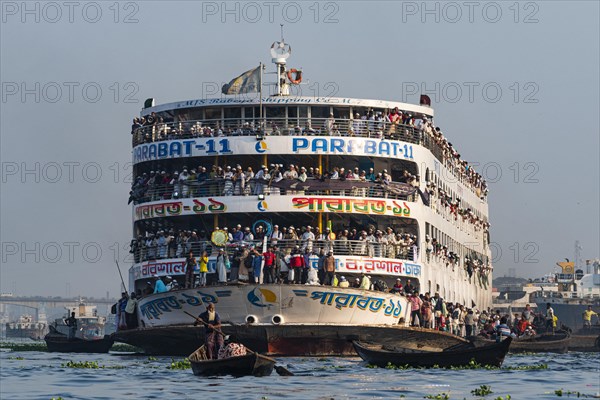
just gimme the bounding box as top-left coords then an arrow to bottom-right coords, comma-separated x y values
259,62 -> 264,132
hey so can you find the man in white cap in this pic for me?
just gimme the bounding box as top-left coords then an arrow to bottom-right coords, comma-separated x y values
301,225 -> 315,252
269,224 -> 282,246
253,166 -> 267,195
325,112 -> 335,134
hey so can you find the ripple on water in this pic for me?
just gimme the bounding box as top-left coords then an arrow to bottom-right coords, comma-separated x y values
1,351 -> 599,399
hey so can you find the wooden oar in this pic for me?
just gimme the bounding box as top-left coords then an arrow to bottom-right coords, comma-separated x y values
184,311 -> 293,376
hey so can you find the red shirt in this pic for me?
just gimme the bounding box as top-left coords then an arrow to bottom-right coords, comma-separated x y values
263,251 -> 275,267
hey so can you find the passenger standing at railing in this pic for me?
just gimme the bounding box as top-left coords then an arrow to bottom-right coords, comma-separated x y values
384,228 -> 396,258
157,231 -> 167,259
233,166 -> 245,196
301,226 -> 315,252
290,247 -> 304,284
243,227 -> 254,241
223,166 -> 234,196
269,225 -> 282,246
263,247 -> 276,284
352,113 -> 363,136
325,113 -> 335,134
323,252 -> 336,285
253,166 -> 267,195
244,167 -> 254,195
185,251 -> 196,289
269,164 -> 283,195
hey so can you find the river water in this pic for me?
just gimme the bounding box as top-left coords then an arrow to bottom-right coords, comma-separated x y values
1,347 -> 598,400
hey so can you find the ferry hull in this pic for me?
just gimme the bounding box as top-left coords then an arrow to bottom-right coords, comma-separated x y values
113,324 -> 468,356
137,284 -> 410,328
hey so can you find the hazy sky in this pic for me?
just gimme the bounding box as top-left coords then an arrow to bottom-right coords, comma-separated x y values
1,1 -> 598,298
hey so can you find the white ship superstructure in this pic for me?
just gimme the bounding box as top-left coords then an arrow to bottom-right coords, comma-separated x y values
120,39 -> 493,354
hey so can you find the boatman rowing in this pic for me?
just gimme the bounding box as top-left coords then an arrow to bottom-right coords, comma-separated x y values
195,303 -> 224,359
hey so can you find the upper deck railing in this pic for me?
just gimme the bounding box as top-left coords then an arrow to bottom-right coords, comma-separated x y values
131,117 -> 486,201
132,117 -> 440,158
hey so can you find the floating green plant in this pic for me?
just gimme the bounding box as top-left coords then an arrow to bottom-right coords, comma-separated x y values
61,360 -> 125,369
62,360 -> 100,369
8,356 -> 24,360
366,361 -> 547,371
471,385 -> 493,396
110,343 -> 143,352
167,358 -> 191,370
0,342 -> 47,352
424,393 -> 449,400
554,389 -> 595,398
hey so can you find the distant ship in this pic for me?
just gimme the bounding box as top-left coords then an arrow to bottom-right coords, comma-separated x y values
6,313 -> 48,340
533,259 -> 600,330
51,299 -> 107,339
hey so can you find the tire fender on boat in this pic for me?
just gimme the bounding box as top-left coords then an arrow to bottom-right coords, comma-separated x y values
246,315 -> 258,324
271,315 -> 284,325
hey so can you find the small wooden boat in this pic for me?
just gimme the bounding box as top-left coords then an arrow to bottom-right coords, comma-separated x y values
44,326 -> 114,353
353,337 -> 511,368
188,345 -> 275,377
471,331 -> 571,354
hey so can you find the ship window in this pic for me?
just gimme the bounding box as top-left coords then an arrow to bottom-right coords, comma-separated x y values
204,107 -> 221,122
332,107 -> 350,119
288,106 -> 298,119
265,107 -> 286,129
353,107 -> 369,118
224,107 -> 241,120
310,106 -> 330,119
288,106 -> 298,127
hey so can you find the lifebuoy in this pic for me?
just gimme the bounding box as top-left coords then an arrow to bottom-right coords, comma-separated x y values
287,69 -> 302,84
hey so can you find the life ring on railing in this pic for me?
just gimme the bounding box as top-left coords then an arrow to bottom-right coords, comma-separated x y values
211,230 -> 228,247
271,315 -> 284,325
287,69 -> 302,84
246,315 -> 258,324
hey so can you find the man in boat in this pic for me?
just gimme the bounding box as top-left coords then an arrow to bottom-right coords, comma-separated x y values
545,303 -> 555,333
582,305 -> 599,330
65,312 -> 77,340
195,302 -> 223,360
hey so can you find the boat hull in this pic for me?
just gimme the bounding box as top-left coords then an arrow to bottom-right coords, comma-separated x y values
113,324 -> 468,356
470,332 -> 570,354
353,337 -> 511,368
45,333 -> 114,353
189,352 -> 274,377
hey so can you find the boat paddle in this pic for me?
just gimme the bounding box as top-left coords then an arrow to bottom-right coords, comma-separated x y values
183,311 -> 293,376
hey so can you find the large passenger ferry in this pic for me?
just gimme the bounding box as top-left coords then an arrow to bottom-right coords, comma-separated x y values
116,40 -> 493,355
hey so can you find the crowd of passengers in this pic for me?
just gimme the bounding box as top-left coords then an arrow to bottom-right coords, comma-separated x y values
424,181 -> 490,232
131,108 -> 488,199
128,163 -> 418,203
130,224 -> 419,264
403,293 -> 542,338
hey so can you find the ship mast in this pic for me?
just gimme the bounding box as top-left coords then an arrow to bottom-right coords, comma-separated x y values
270,25 -> 291,96
574,240 -> 582,271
